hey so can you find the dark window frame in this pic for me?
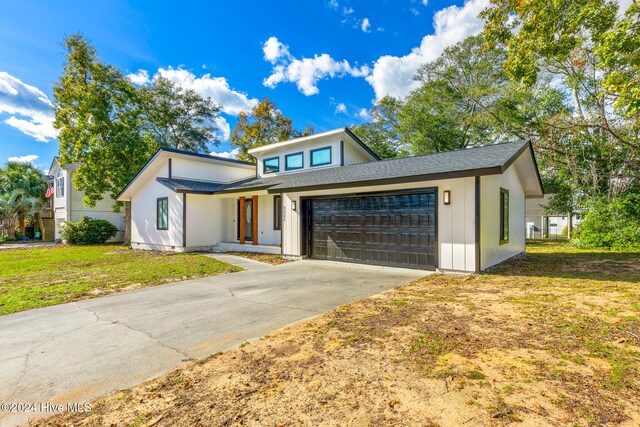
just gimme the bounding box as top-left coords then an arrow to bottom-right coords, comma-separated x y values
285,151 -> 304,171
263,156 -> 280,174
157,197 -> 169,230
273,195 -> 282,230
310,146 -> 332,167
499,188 -> 509,244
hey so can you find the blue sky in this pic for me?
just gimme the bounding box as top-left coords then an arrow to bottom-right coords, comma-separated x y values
0,0 -> 490,173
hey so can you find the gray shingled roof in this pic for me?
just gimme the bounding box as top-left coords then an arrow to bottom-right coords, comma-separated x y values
156,177 -> 225,193
216,140 -> 531,193
154,140 -> 533,195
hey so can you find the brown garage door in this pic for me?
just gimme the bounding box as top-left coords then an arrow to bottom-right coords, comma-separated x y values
304,189 -> 437,270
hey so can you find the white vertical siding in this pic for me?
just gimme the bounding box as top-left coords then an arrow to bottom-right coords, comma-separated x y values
171,158 -> 254,182
184,194 -> 224,248
342,142 -> 371,166
480,165 -> 526,269
281,177 -> 476,271
130,173 -> 183,250
68,171 -> 125,241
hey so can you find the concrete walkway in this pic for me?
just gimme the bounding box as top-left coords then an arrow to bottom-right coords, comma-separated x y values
0,259 -> 426,426
0,242 -> 56,250
202,253 -> 274,271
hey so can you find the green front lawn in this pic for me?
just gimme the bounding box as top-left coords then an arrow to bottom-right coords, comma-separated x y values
0,245 -> 241,315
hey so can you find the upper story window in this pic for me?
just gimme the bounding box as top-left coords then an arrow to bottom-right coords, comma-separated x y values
55,171 -> 64,198
263,156 -> 280,174
310,146 -> 332,167
500,188 -> 509,244
285,152 -> 304,171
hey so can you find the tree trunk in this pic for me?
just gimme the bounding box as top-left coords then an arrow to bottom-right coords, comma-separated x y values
124,201 -> 131,246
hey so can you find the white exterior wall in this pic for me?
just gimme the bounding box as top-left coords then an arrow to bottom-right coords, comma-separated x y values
51,167 -> 124,241
172,158 -> 254,182
130,172 -> 184,250
68,171 -> 125,241
257,194 -> 281,245
342,141 -> 371,165
480,165 -> 526,269
254,136 -> 376,178
185,194 -> 224,249
280,177 -> 478,272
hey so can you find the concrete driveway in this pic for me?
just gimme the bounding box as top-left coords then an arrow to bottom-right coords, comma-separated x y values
0,257 -> 425,426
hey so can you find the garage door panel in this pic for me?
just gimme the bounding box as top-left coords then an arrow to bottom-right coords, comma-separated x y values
307,189 -> 438,270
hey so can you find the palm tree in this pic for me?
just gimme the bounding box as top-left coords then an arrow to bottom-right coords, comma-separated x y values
0,161 -> 47,238
0,189 -> 40,239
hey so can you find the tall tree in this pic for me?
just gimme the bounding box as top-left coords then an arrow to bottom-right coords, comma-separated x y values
139,77 -> 222,153
230,98 -> 313,161
54,34 -> 151,209
351,96 -> 405,159
480,0 -> 640,202
402,35 -> 565,154
54,34 -> 222,209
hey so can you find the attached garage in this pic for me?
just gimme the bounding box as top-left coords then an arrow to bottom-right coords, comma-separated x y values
302,189 -> 438,270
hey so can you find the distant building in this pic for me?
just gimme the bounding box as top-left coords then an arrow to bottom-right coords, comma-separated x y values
48,158 -> 125,242
525,194 -> 581,239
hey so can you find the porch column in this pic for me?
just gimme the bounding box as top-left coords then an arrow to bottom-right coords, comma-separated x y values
239,196 -> 245,244
252,195 -> 259,245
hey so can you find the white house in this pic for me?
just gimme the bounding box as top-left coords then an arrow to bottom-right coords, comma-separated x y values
49,158 -> 126,241
117,128 -> 544,272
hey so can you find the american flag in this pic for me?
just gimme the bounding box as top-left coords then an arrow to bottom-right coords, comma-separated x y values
45,186 -> 55,198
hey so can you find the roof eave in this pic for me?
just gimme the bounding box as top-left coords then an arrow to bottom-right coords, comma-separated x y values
267,166 -> 503,194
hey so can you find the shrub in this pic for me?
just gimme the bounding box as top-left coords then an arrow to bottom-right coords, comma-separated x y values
573,193 -> 640,251
60,216 -> 119,245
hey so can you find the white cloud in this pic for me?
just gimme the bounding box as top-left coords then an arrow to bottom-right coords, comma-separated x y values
361,18 -> 371,32
8,154 -> 39,164
262,37 -> 370,96
211,147 -> 240,159
126,69 -> 150,85
154,67 -> 258,116
358,108 -> 370,120
335,103 -> 348,114
410,7 -> 420,16
0,72 -> 58,142
214,115 -> 231,142
327,0 -> 338,9
422,0 -> 428,5
366,0 -> 489,99
343,6 -> 354,14
262,36 -> 291,64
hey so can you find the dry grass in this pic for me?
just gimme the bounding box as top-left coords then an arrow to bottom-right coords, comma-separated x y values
225,251 -> 295,266
35,241 -> 640,426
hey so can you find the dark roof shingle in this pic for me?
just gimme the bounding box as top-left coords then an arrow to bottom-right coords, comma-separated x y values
217,140 -> 531,193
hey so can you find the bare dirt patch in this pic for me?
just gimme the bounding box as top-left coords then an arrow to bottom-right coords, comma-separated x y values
34,243 -> 640,426
225,251 -> 295,266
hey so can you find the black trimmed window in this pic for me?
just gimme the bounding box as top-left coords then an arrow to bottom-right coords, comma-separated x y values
310,146 -> 332,167
157,197 -> 169,230
500,188 -> 509,244
273,195 -> 282,230
285,152 -> 304,170
263,156 -> 280,174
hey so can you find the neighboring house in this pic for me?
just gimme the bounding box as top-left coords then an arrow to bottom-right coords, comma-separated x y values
117,128 -> 544,273
34,175 -> 55,241
525,194 -> 581,239
48,158 -> 125,241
